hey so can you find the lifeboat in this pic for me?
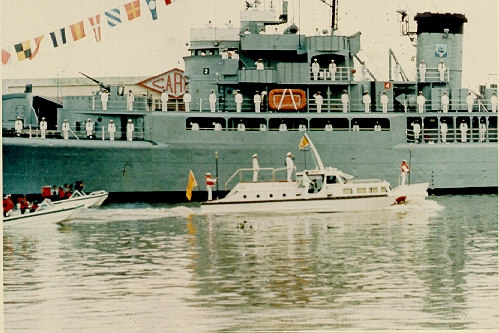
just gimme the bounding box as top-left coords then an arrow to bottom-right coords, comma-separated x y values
268,89 -> 307,111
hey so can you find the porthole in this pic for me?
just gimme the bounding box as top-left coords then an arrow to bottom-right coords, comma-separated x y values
282,193 -> 286,197
256,194 -> 260,198
243,195 -> 247,199
269,194 -> 273,198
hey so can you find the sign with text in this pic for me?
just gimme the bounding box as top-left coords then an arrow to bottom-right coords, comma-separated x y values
138,68 -> 187,97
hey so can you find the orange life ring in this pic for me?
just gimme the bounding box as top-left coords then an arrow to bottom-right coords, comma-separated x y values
268,89 -> 307,111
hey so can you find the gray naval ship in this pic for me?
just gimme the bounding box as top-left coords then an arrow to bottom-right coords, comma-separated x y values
2,1 -> 498,201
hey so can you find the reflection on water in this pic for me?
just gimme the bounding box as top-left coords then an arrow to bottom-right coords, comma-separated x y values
4,196 -> 498,331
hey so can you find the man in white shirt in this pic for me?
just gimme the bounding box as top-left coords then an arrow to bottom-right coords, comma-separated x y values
15,117 -> 23,136
285,152 -> 294,182
438,60 -> 446,82
314,91 -> 323,113
441,91 -> 449,113
380,91 -> 389,113
127,90 -> 134,111
465,92 -> 474,113
39,117 -> 47,139
235,90 -> 243,113
107,119 -> 116,141
253,91 -> 261,113
127,119 -> 134,141
183,91 -> 191,112
311,59 -> 320,81
341,90 -> 349,113
419,60 -> 426,82
161,89 -> 169,111
363,92 -> 371,113
252,154 -> 259,182
209,90 -> 217,112
490,92 -> 497,112
329,60 -> 337,81
417,91 -> 426,113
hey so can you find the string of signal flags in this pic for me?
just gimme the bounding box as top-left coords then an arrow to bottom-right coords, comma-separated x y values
2,0 -> 180,66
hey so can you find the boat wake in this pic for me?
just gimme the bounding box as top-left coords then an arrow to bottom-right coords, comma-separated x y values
387,198 -> 443,212
72,206 -> 196,223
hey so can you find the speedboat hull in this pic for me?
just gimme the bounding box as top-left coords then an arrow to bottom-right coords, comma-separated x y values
53,190 -> 108,209
3,204 -> 85,227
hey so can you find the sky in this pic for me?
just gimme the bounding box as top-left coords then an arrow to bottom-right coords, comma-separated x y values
1,0 -> 497,91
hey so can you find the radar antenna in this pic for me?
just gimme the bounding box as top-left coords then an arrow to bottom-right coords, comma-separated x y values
319,0 -> 339,33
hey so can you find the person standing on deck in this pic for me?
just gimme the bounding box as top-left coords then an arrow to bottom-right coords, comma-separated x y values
374,121 -> 381,131
302,170 -> 312,197
209,90 -> 217,112
466,92 -> 474,113
183,91 -> 191,112
380,91 -> 389,113
62,119 -> 70,140
438,60 -> 446,82
252,154 -> 259,182
126,90 -> 134,111
286,152 -> 294,182
314,91 -> 323,113
85,118 -> 94,139
361,61 -> 368,81
459,120 -> 468,142
100,89 -> 109,110
400,160 -> 410,186
441,91 -> 449,113
479,119 -> 487,142
205,173 -> 216,201
491,92 -> 497,113
127,119 -> 134,141
394,62 -> 401,81
419,60 -> 426,82
279,121 -> 287,131
329,59 -> 337,81
417,91 -> 426,113
15,117 -> 23,136
253,91 -> 261,113
234,90 -> 243,113
108,120 -> 116,141
311,59 -> 320,81
161,89 -> 169,111
40,117 -> 47,139
362,92 -> 371,113
352,121 -> 360,131
341,90 -> 349,113
440,119 -> 448,143
412,121 -> 421,143
255,59 -> 264,70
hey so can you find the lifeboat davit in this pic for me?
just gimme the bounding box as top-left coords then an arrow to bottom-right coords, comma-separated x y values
268,89 -> 307,111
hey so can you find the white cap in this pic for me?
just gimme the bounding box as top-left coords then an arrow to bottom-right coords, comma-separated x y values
314,58 -> 317,61
253,153 -> 257,157
287,152 -> 292,156
206,172 -> 211,175
402,159 -> 407,162
128,119 -> 132,122
110,119 -> 113,122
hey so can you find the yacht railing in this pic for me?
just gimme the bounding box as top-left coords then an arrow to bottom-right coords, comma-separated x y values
224,167 -> 288,191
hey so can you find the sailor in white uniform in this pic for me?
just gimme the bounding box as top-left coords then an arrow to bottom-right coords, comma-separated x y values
311,59 -> 320,81
126,90 -> 134,111
285,152 -> 294,182
209,90 -> 217,112
127,119 -> 134,141
459,120 -> 468,142
479,119 -> 487,142
190,122 -> 199,131
329,59 -> 337,81
374,121 -> 381,131
221,49 -> 229,60
341,90 -> 349,113
253,91 -> 261,113
40,117 -> 47,139
324,121 -> 333,131
419,60 -> 426,82
161,89 -> 169,111
100,90 -> 109,110
441,91 -> 449,113
352,121 -> 360,131
255,59 -> 264,70
279,121 -> 287,131
205,173 -> 216,201
14,117 -> 23,136
252,154 -> 259,182
438,60 -> 446,82
298,123 -> 307,131
361,61 -> 367,81
302,170 -> 312,197
417,91 -> 426,113
362,92 -> 371,113
440,119 -> 448,143
225,21 -> 233,28
412,121 -> 421,142
466,92 -> 474,113
237,120 -> 245,131
213,122 -> 222,131
400,160 -> 410,186
85,118 -> 94,138
394,62 -> 401,81
380,91 -> 389,113
314,91 -> 323,113
491,92 -> 497,113
183,91 -> 191,112
108,119 -> 116,141
235,90 -> 243,113
62,119 -> 70,140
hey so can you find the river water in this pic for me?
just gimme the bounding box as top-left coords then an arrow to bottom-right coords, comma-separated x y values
3,194 -> 497,332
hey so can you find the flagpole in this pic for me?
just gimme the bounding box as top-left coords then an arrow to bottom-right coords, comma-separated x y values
409,144 -> 412,185
215,151 -> 219,192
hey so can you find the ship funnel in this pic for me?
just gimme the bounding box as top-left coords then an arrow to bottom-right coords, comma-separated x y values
414,12 -> 467,89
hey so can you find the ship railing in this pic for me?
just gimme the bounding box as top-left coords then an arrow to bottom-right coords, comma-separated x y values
406,127 -> 498,143
91,95 -> 150,111
224,167 -> 288,191
23,124 -> 145,141
309,67 -> 352,81
417,68 -> 450,83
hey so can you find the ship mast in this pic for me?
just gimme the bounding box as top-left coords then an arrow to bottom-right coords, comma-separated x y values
319,0 -> 339,34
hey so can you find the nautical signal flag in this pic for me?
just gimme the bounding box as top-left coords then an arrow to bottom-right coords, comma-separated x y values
2,48 -> 12,65
145,0 -> 158,20
29,35 -> 45,60
88,15 -> 102,42
14,40 -> 31,61
299,135 -> 310,150
186,170 -> 198,201
125,0 -> 141,21
50,28 -> 67,48
70,21 -> 86,41
164,0 -> 179,5
105,8 -> 122,27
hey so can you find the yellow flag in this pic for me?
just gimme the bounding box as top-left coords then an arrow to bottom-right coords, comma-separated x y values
299,135 -> 309,150
186,170 -> 198,201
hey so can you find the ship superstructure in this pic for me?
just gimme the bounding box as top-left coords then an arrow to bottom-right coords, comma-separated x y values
2,1 -> 497,200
